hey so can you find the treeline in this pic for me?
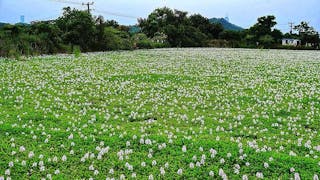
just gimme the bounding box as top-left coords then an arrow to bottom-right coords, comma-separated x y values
139,8 -> 320,49
0,7 -> 319,58
0,7 -> 166,58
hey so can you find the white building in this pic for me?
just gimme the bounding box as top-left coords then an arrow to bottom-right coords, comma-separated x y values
282,38 -> 301,46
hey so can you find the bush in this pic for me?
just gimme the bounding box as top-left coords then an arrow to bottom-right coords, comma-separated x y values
8,48 -> 21,60
73,45 -> 81,58
136,40 -> 154,49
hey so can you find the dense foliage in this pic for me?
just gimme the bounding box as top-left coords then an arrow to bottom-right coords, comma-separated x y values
138,8 -> 223,47
0,8 -> 164,58
0,7 -> 319,57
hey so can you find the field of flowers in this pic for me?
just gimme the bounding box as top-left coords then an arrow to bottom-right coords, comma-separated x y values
0,48 -> 320,179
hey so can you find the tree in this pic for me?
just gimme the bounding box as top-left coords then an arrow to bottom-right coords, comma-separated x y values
30,22 -> 62,53
248,15 -> 282,47
255,15 -> 277,35
219,30 -> 241,41
259,35 -> 274,48
189,14 -> 224,39
271,29 -> 283,44
56,7 -> 96,51
294,21 -> 319,47
139,7 -> 219,47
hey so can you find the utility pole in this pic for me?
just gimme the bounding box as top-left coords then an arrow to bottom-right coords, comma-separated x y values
289,22 -> 294,35
82,2 -> 94,13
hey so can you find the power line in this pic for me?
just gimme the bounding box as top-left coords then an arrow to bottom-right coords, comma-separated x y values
49,0 -> 82,5
49,0 -> 137,19
94,9 -> 138,19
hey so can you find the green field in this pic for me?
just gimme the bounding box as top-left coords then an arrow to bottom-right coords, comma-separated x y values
0,48 -> 320,179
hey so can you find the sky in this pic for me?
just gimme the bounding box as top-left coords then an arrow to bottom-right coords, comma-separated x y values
0,0 -> 319,33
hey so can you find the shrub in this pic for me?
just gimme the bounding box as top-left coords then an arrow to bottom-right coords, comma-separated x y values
73,45 -> 81,58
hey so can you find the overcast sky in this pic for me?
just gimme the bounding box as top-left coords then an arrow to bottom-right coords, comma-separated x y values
0,0 -> 319,33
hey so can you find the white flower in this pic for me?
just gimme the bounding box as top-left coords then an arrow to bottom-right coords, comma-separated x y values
182,145 -> 187,152
120,174 -> 126,180
160,167 -> 165,175
220,158 -> 225,164
28,151 -> 34,158
126,141 -> 130,147
94,170 -> 99,175
164,162 -> 169,168
219,169 -> 227,179
39,161 -> 44,166
8,161 -> 14,167
148,174 -> 154,180
256,172 -> 263,179
21,160 -> 26,166
5,169 -> 10,176
131,173 -> 136,178
68,133 -> 73,140
189,162 -> 194,169
192,155 -> 197,161
264,162 -> 269,168
289,151 -> 297,156
177,168 -> 183,175
19,146 -> 26,152
145,139 -> 152,145
89,164 -> 95,171
209,171 -> 214,176
290,167 -> 295,173
53,156 -> 58,162
314,174 -> 319,180
40,166 -> 45,171
32,162 -> 37,167
62,155 -> 67,162
54,169 -> 60,175
242,174 -> 248,180
294,173 -> 301,180
152,160 -> 157,166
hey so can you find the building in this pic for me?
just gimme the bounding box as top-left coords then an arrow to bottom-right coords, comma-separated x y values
20,15 -> 25,24
282,38 -> 301,46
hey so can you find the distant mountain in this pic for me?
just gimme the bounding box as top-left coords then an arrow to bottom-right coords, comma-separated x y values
209,18 -> 243,31
128,25 -> 141,34
0,22 -> 30,28
0,22 -> 9,27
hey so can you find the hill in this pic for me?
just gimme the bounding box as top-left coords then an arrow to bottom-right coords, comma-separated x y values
209,18 -> 243,31
0,22 -> 9,28
128,25 -> 141,34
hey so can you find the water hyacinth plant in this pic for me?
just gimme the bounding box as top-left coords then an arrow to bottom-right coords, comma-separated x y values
0,48 -> 320,179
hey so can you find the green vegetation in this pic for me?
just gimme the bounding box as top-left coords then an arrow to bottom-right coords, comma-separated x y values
0,7 -> 168,58
0,48 -> 320,179
0,7 -> 319,58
